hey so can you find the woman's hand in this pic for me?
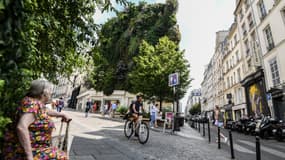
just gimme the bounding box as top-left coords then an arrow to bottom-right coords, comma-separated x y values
46,110 -> 71,122
61,114 -> 72,122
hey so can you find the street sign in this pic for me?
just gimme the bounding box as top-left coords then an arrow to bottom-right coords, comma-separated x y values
266,93 -> 272,100
169,73 -> 179,87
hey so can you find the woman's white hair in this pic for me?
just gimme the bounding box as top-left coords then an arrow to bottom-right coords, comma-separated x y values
26,79 -> 52,98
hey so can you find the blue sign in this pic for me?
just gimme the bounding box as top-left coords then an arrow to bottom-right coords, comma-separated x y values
266,93 -> 272,100
169,73 -> 179,87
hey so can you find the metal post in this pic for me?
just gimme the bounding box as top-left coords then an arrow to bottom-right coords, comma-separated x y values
203,121 -> 205,137
229,130 -> 235,159
256,136 -> 261,160
218,127 -> 221,149
208,119 -> 211,143
198,121 -> 200,133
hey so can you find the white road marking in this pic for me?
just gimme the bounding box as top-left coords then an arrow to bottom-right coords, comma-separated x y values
238,140 -> 285,158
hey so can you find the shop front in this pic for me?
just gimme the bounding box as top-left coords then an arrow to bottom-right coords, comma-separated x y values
223,103 -> 233,129
241,69 -> 271,118
268,83 -> 285,121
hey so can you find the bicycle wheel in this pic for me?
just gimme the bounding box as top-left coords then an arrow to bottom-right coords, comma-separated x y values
124,120 -> 133,139
138,122 -> 149,144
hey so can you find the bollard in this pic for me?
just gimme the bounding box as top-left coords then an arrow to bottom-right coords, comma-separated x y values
256,136 -> 261,160
198,121 -> 201,132
208,119 -> 211,143
229,130 -> 235,159
202,121 -> 205,137
218,127 -> 221,149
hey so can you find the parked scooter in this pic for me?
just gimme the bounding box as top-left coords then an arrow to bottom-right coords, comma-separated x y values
235,117 -> 250,133
256,116 -> 279,139
244,117 -> 257,135
273,120 -> 285,141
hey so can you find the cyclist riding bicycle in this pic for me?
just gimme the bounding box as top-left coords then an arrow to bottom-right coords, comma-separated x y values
130,95 -> 144,132
130,95 -> 143,122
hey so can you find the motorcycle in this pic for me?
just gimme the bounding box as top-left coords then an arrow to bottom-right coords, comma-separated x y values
256,116 -> 279,139
244,117 -> 256,135
235,117 -> 250,133
273,120 -> 285,141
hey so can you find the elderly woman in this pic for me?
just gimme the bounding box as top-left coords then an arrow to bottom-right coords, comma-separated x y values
3,79 -> 71,160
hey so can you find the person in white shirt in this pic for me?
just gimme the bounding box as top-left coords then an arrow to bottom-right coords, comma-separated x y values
150,102 -> 158,128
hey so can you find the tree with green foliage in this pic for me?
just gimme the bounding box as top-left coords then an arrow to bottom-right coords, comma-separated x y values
0,0 -> 127,144
89,0 -> 180,95
129,37 -> 191,110
189,103 -> 201,115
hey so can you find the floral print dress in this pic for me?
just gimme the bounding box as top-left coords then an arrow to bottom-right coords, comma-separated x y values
3,97 -> 67,160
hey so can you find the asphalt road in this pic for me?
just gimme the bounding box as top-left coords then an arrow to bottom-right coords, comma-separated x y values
190,121 -> 285,160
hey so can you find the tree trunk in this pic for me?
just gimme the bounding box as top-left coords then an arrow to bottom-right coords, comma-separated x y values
159,98 -> 162,111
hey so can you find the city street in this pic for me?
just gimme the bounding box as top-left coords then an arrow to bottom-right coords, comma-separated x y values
54,110 -> 230,160
190,121 -> 285,160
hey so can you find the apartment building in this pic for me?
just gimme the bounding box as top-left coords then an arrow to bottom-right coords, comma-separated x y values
201,31 -> 227,112
201,0 -> 285,121
213,31 -> 229,110
222,22 -> 247,121
185,89 -> 202,115
234,0 -> 270,118
251,0 -> 285,120
201,60 -> 214,112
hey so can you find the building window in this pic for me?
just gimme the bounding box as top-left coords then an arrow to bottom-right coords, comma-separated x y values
238,88 -> 243,103
247,59 -> 251,69
227,77 -> 230,88
245,0 -> 250,11
245,39 -> 250,56
236,51 -> 239,62
237,68 -> 241,82
248,13 -> 254,30
227,61 -> 229,71
258,0 -> 267,20
263,25 -> 275,51
234,35 -> 238,45
269,58 -> 280,86
239,9 -> 244,21
242,23 -> 247,37
251,32 -> 257,45
234,72 -> 236,84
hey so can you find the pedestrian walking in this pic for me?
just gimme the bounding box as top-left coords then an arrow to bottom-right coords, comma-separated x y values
110,100 -> 119,118
214,105 -> 228,143
85,98 -> 92,118
149,102 -> 158,128
92,102 -> 97,113
57,97 -> 64,112
103,103 -> 108,116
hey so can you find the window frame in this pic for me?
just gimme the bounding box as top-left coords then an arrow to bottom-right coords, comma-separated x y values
263,25 -> 275,51
269,57 -> 280,86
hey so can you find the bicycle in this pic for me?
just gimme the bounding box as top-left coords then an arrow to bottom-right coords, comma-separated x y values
124,112 -> 149,144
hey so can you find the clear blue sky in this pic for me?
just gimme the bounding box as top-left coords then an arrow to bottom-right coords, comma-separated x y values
93,0 -> 236,110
